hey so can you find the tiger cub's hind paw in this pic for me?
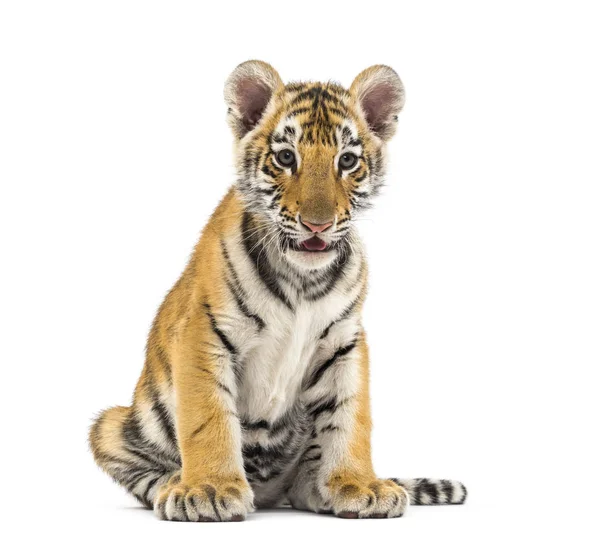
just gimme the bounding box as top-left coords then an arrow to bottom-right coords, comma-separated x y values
329,478 -> 409,519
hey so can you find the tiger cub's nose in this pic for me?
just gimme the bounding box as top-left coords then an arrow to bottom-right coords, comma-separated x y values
301,218 -> 334,233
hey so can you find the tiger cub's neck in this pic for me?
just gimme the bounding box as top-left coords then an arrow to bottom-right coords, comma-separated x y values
214,198 -> 366,424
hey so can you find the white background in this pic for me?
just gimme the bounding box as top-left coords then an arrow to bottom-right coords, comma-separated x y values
1,1 -> 599,545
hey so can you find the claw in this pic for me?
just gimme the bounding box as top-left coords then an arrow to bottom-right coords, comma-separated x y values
228,514 -> 245,522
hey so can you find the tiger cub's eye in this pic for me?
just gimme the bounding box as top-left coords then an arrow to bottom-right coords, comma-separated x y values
339,152 -> 358,170
276,149 -> 296,168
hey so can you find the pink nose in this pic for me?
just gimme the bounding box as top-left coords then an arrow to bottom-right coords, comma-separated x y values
301,219 -> 333,233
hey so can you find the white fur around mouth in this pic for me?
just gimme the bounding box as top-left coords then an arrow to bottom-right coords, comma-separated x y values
286,247 -> 338,270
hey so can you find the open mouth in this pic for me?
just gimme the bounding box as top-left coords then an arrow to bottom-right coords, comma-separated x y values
300,236 -> 328,252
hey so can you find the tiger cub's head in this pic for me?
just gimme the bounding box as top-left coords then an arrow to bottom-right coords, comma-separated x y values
224,61 -> 405,270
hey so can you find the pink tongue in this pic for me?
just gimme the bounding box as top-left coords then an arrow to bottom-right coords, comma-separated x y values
302,236 -> 327,251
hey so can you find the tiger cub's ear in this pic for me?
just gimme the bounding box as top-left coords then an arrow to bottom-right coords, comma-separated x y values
225,60 -> 283,138
350,65 -> 405,141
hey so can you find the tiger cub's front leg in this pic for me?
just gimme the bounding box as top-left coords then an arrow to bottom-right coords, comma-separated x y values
289,334 -> 409,519
154,307 -> 253,522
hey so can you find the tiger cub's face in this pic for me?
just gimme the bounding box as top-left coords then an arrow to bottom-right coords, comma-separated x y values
225,61 -> 405,270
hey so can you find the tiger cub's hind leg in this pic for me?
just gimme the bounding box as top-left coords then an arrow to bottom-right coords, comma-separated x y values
89,406 -> 180,509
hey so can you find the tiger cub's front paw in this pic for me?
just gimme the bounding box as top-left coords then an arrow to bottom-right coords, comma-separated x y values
154,475 -> 254,522
328,477 -> 409,519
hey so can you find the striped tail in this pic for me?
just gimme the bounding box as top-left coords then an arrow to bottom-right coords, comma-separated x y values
390,478 -> 468,506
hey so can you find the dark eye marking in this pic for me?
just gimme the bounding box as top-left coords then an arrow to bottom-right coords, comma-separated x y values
261,164 -> 279,179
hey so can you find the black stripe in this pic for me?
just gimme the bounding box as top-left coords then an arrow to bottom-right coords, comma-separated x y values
440,480 -> 454,504
244,462 -> 259,474
122,412 -> 180,468
193,365 -> 214,376
226,277 -> 266,329
458,484 -> 468,504
221,242 -> 266,330
320,294 -> 362,339
307,397 -> 338,419
421,480 -> 440,504
287,107 -> 311,117
261,164 -> 280,179
96,453 -> 140,469
241,212 -> 293,310
123,468 -> 153,490
204,303 -> 237,355
217,381 -> 232,396
304,341 -> 357,390
243,419 -> 270,430
305,243 -> 351,301
191,417 -> 213,438
328,106 -> 349,117
142,475 -> 161,505
242,441 -> 289,461
147,383 -> 178,449
271,134 -> 291,144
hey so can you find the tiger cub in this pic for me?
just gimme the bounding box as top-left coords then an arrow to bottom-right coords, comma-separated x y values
89,61 -> 467,521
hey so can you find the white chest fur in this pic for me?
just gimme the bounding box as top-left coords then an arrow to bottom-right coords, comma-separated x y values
237,302 -> 324,422
220,234 -> 364,424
